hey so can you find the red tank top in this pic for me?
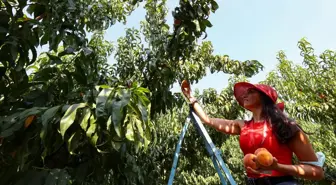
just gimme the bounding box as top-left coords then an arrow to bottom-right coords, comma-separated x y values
239,120 -> 293,178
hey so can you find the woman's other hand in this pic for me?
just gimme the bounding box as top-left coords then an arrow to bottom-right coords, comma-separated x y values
247,157 -> 279,175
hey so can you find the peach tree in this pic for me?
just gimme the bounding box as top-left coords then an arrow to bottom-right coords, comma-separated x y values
0,0 -> 263,184
264,38 -> 336,184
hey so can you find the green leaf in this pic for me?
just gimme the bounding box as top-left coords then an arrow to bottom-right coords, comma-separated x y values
211,0 -> 219,12
29,44 -> 37,64
19,107 -> 46,120
86,115 -> 97,146
67,0 -> 76,10
40,105 -> 62,141
203,20 -> 213,28
33,67 -> 58,81
0,124 -> 20,137
60,103 -> 87,138
58,47 -> 75,57
79,108 -> 91,131
112,89 -> 131,137
96,88 -> 113,118
192,20 -> 201,33
46,53 -> 62,64
26,65 -> 39,72
134,118 -> 144,140
45,169 -> 71,185
136,87 -> 150,93
137,101 -> 148,124
144,123 -> 152,150
64,70 -> 74,91
86,114 -> 96,138
0,107 -> 46,137
91,133 -> 99,146
111,140 -> 122,151
68,131 -> 82,155
0,112 -> 20,135
134,90 -> 150,106
83,47 -> 93,56
41,33 -> 49,45
73,60 -> 87,85
125,120 -> 134,141
95,84 -> 112,90
107,115 -> 112,131
10,44 -> 18,64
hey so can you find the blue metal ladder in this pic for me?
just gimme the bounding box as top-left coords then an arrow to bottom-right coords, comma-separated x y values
167,108 -> 237,185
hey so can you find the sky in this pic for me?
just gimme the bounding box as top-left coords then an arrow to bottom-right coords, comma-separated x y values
37,0 -> 336,94
102,0 -> 336,94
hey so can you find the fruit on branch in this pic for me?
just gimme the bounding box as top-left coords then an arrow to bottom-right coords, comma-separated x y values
174,19 -> 181,26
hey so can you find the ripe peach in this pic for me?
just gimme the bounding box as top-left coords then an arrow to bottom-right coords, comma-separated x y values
181,80 -> 190,90
174,19 -> 181,25
243,153 -> 258,170
256,150 -> 274,166
254,147 -> 268,155
24,115 -> 36,128
181,80 -> 191,96
319,93 -> 326,99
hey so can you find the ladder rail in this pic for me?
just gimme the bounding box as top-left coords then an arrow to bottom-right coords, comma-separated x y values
189,109 -> 237,185
167,108 -> 237,185
211,155 -> 228,185
167,117 -> 191,185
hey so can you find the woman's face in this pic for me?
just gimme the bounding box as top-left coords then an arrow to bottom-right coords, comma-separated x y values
242,88 -> 262,109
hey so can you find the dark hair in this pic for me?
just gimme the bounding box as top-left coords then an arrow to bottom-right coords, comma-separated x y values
259,92 -> 304,144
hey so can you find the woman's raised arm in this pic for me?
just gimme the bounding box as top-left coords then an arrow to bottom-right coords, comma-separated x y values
189,97 -> 244,135
181,80 -> 243,135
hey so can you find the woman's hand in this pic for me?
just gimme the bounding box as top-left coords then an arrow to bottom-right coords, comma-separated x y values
179,79 -> 243,135
247,157 -> 279,175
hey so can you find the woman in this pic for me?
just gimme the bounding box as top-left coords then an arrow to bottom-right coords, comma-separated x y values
181,81 -> 324,185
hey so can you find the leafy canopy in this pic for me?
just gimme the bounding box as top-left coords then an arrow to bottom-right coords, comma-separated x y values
0,0 -> 263,184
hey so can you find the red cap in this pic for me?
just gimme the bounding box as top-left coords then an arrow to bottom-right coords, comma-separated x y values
233,82 -> 285,111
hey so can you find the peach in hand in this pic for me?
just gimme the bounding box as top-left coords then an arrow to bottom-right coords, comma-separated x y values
254,147 -> 268,155
256,149 -> 274,166
243,153 -> 258,170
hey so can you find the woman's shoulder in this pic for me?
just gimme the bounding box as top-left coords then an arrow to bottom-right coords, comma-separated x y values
237,119 -> 252,129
